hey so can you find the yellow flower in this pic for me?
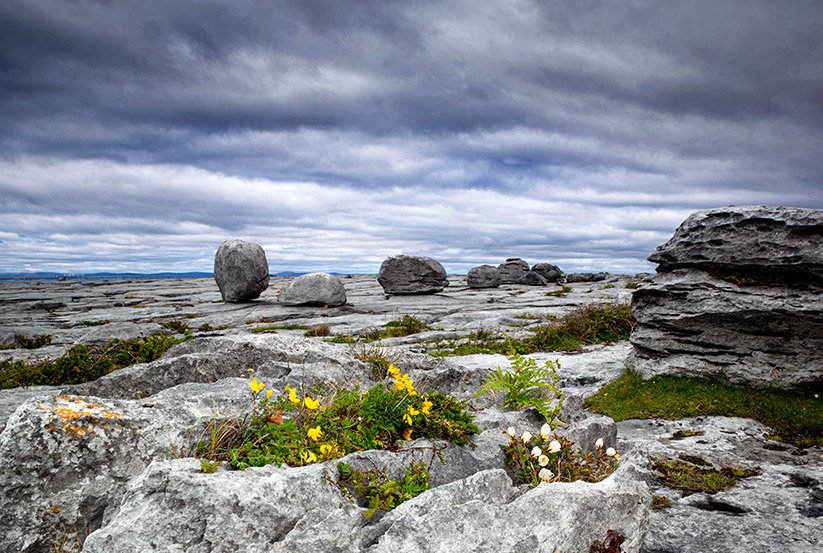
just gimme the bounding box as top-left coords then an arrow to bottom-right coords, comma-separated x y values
319,444 -> 333,456
387,364 -> 400,376
403,412 -> 413,425
394,378 -> 406,391
287,386 -> 300,404
421,399 -> 433,415
304,396 -> 320,410
403,428 -> 413,440
614,453 -> 620,461
249,378 -> 264,394
307,425 -> 322,441
301,450 -> 317,464
265,389 -> 273,400
407,406 -> 420,416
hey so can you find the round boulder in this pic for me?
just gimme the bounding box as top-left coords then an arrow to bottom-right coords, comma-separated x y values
213,239 -> 269,303
467,265 -> 502,288
521,271 -> 547,286
278,273 -> 347,307
531,263 -> 563,283
377,255 -> 449,295
498,258 -> 530,284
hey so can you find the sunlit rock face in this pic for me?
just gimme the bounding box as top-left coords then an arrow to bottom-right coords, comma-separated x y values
629,205 -> 823,389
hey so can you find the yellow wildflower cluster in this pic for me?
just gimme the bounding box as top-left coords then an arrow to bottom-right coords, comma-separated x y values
388,364 -> 416,395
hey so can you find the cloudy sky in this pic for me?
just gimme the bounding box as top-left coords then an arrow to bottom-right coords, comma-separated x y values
1,0 -> 821,275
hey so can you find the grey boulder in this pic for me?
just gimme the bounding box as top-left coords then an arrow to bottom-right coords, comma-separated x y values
377,255 -> 449,295
565,272 -> 609,283
497,258 -> 530,284
531,262 -> 563,282
213,239 -> 269,302
466,265 -> 502,288
520,270 -> 547,286
278,272 -> 347,307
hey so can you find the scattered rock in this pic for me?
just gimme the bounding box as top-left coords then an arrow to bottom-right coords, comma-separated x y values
213,239 -> 270,303
497,258 -> 530,284
377,255 -> 449,295
565,272 -> 609,283
467,265 -> 502,289
531,263 -> 563,282
520,271 -> 547,286
630,206 -> 823,388
278,272 -> 347,307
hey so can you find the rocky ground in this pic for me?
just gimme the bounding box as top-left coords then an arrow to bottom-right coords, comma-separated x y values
0,275 -> 820,552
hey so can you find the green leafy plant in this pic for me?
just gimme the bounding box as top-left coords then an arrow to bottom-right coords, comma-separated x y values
501,426 -> 618,487
337,460 -> 431,519
210,367 -> 478,471
160,320 -> 192,336
475,352 -> 565,425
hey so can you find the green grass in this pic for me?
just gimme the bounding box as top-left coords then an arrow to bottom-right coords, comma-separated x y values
352,344 -> 398,380
585,371 -> 823,447
250,325 -> 280,334
363,315 -> 429,342
0,333 -> 188,389
653,458 -> 757,494
325,335 -> 357,344
432,304 -> 634,356
160,320 -> 192,335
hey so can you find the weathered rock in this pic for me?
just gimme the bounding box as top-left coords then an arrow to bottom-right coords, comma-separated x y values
520,270 -> 547,286
565,272 -> 609,283
278,272 -> 347,307
563,413 -> 617,452
497,258 -> 530,284
466,265 -> 502,289
531,262 -> 563,282
630,206 -> 823,388
213,239 -> 269,302
377,255 -> 448,295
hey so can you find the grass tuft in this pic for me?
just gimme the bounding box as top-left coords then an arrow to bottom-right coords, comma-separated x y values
653,458 -> 757,494
363,315 -> 429,342
585,370 -> 823,447
545,286 -> 573,297
305,323 -> 331,337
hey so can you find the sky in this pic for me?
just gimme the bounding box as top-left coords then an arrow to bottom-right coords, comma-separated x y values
1,0 -> 822,275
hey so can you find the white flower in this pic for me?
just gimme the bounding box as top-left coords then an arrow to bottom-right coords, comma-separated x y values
540,423 -> 551,439
606,447 -> 617,457
538,468 -> 554,482
538,454 -> 549,466
531,446 -> 542,458
507,426 -> 516,437
595,437 -> 604,449
521,431 -> 532,444
548,439 -> 561,453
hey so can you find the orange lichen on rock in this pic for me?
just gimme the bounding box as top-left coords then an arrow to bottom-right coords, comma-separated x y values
43,395 -> 123,439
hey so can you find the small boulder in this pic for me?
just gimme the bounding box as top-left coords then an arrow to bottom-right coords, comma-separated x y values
467,265 -> 502,288
498,258 -> 530,284
213,239 -> 269,302
565,272 -> 609,283
531,263 -> 563,282
278,273 -> 347,307
520,271 -> 547,286
377,255 -> 449,295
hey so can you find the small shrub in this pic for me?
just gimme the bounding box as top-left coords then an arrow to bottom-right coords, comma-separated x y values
338,460 -> 431,519
501,427 -> 618,487
160,320 -> 191,335
16,333 -> 52,349
624,281 -> 639,289
363,315 -> 429,342
653,458 -> 757,494
305,323 -> 331,337
352,343 -> 398,380
476,352 -> 565,425
198,323 -> 214,332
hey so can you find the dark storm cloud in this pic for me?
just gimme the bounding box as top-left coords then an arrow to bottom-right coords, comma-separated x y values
1,0 -> 822,273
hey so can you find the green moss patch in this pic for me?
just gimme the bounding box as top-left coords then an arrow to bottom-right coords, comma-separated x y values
585,371 -> 823,447
653,458 -> 757,494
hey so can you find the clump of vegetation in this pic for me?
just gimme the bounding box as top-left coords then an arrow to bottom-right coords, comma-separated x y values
325,335 -> 356,344
545,286 -> 573,297
602,283 -> 616,289
502,426 -> 619,487
653,458 -> 757,494
624,281 -> 639,289
201,367 -> 478,472
431,328 -> 508,357
15,334 -> 53,349
585,371 -> 823,447
0,333 -> 188,389
160,320 -> 192,336
305,323 -> 331,337
476,352 -> 565,424
363,315 -> 429,342
352,343 -> 398,380
433,304 -> 634,356
337,460 -> 432,519
250,325 -> 279,334
651,495 -> 673,509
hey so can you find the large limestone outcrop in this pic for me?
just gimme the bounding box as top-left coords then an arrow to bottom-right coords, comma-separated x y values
377,255 -> 449,295
213,239 -> 270,303
629,205 -> 823,388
